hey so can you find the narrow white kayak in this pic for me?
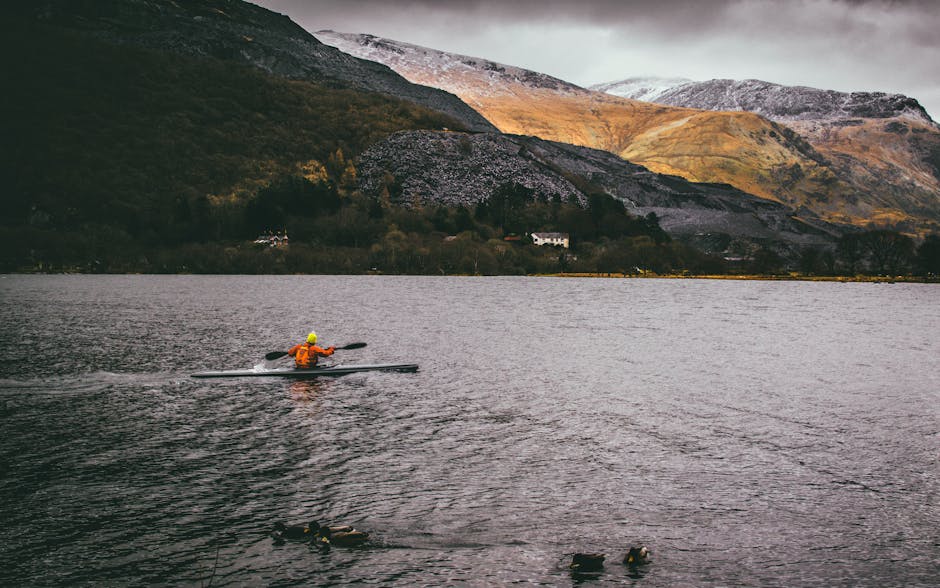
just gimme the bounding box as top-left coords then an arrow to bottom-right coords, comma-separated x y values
191,363 -> 418,378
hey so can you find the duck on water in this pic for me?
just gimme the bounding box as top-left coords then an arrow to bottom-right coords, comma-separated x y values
271,521 -> 370,549
569,546 -> 650,573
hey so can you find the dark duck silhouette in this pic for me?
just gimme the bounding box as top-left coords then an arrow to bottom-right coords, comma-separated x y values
271,521 -> 317,544
313,522 -> 370,547
623,546 -> 650,566
569,552 -> 606,572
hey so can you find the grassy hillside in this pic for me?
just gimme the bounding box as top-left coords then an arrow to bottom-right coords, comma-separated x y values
0,24 -> 460,268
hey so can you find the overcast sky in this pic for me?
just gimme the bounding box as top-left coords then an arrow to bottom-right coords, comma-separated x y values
253,0 -> 940,120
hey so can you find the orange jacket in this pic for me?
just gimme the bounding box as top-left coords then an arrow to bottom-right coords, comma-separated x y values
288,342 -> 335,368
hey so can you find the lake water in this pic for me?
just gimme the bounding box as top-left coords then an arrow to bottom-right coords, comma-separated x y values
0,275 -> 937,586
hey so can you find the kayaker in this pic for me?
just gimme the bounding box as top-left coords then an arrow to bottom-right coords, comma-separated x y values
288,332 -> 335,369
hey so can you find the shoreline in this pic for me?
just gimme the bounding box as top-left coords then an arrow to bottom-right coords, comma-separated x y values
542,272 -> 939,283
4,271 -> 938,283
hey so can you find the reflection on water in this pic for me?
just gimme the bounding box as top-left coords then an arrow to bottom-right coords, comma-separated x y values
288,379 -> 328,403
1,275 -> 938,587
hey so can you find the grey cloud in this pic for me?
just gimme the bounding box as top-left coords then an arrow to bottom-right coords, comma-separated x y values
253,0 -> 940,119
258,0 -> 940,49
258,0 -> 738,32
257,0 -> 940,29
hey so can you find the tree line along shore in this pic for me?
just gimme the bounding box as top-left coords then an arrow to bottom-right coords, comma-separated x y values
7,175 -> 940,278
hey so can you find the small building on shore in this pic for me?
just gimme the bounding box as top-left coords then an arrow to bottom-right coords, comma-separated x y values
253,230 -> 289,248
530,232 -> 570,248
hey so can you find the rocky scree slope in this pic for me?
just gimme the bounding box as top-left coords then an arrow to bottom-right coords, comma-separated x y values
22,0 -> 496,133
358,130 -> 840,249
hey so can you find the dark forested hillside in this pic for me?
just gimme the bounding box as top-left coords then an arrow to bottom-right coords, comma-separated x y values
0,24 -> 461,268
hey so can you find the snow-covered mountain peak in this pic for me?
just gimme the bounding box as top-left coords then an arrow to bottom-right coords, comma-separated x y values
590,76 -> 693,102
593,76 -> 935,124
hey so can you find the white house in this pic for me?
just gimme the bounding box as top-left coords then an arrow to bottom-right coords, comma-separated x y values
530,232 -> 570,248
253,230 -> 289,248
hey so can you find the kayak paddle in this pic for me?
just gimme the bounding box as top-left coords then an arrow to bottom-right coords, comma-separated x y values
265,342 -> 367,361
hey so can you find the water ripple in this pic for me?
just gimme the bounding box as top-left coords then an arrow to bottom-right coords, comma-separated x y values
1,276 -> 938,587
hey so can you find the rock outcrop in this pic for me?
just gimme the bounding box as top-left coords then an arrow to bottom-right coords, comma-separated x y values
358,130 -> 841,249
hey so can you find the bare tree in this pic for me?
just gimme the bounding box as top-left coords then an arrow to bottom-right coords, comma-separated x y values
862,230 -> 915,275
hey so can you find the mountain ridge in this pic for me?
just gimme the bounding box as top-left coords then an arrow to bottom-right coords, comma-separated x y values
592,77 -> 936,124
24,0 -> 496,133
592,76 -> 940,233
314,30 -> 849,203
316,31 -> 940,235
5,0 -> 932,274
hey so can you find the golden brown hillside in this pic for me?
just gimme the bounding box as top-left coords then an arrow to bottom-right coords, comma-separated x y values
315,32 -> 858,225
788,118 -> 940,231
592,77 -> 940,234
316,32 -> 940,234
478,89 -> 849,211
